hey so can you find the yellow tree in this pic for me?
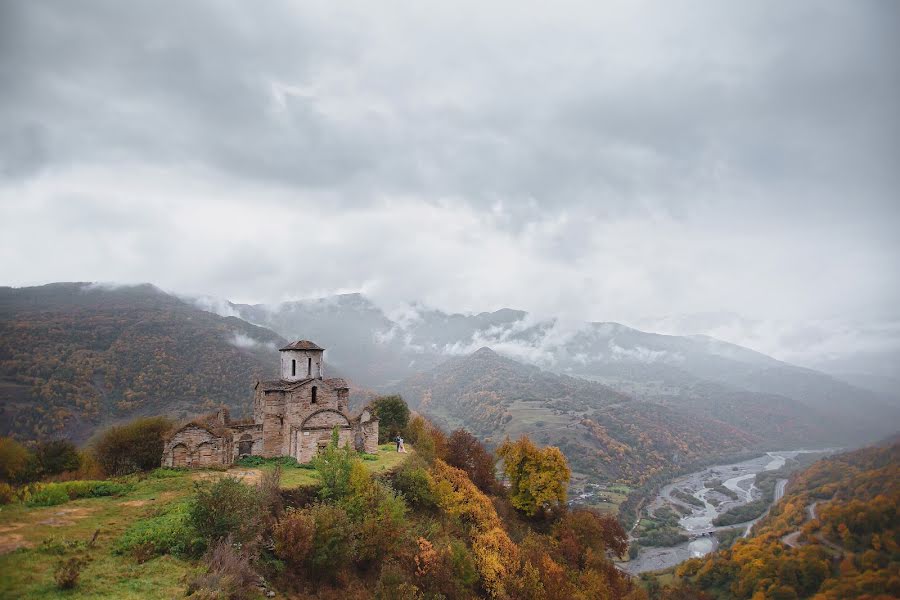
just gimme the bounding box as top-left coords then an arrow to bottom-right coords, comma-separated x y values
496,436 -> 571,517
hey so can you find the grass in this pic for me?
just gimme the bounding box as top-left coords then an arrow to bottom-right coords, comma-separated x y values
0,446 -> 410,599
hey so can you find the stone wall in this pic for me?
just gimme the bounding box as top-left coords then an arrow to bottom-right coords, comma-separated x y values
162,425 -> 229,468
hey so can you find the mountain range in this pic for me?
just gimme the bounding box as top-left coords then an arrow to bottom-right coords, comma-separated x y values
219,292 -> 897,447
1,283 -> 897,483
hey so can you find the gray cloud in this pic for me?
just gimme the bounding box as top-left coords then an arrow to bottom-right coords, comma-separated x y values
0,0 -> 898,366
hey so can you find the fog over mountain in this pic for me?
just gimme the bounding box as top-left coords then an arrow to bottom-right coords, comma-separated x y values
1,1 -> 898,374
185,290 -> 898,445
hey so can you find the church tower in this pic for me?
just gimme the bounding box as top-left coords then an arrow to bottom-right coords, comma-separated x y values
279,340 -> 324,381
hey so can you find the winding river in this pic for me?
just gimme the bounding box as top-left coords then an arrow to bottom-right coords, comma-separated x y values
622,449 -> 832,574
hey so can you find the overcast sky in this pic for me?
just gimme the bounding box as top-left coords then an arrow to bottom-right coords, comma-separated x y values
1,1 -> 898,365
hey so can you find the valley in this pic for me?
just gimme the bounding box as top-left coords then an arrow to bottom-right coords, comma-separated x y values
622,449 -> 834,574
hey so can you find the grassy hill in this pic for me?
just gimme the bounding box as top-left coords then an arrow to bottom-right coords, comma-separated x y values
0,283 -> 284,443
0,445 -> 409,599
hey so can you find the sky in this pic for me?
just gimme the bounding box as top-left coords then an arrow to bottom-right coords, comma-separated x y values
1,1 -> 898,368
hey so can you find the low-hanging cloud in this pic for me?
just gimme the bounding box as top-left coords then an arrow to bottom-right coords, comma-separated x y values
0,0 -> 897,367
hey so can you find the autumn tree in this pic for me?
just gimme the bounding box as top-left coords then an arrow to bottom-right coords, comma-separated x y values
91,416 -> 173,476
496,436 -> 571,517
34,439 -> 81,476
554,509 -> 629,569
403,415 -> 447,465
430,458 -> 518,597
0,437 -> 32,483
446,429 -> 499,493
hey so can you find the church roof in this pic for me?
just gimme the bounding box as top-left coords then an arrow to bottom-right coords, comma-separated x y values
279,340 -> 324,351
256,377 -> 348,391
258,378 -> 314,392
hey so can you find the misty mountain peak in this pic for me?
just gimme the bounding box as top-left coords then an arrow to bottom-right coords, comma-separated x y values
471,346 -> 498,358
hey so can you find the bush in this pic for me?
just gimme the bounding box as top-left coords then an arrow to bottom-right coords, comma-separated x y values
404,416 -> 448,465
34,440 -> 81,476
189,477 -> 262,546
353,482 -> 408,567
186,538 -> 258,600
0,437 -> 33,483
372,395 -> 410,443
27,484 -> 71,507
257,466 -> 283,526
115,501 -> 205,559
392,463 -> 437,510
311,428 -> 358,501
26,480 -> 133,507
0,482 -> 13,505
92,416 -> 173,476
54,556 -> 86,589
273,509 -> 315,569
307,503 -> 355,581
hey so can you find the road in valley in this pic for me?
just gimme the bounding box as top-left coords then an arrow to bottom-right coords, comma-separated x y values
622,449 -> 832,574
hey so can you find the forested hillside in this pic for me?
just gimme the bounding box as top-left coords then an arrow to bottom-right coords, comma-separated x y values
0,283 -> 282,442
399,347 -> 761,484
669,438 -> 900,599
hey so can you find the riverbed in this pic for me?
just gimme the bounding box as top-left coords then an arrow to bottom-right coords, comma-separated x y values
621,449 -> 832,574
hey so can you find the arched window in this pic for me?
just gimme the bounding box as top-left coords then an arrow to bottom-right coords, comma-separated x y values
291,359 -> 296,377
307,357 -> 312,377
311,386 -> 317,404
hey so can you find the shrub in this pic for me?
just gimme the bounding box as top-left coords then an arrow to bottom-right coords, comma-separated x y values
372,395 -> 410,443
27,484 -> 71,507
257,466 -> 283,526
354,481 -> 408,567
186,538 -> 258,600
273,509 -> 316,568
34,440 -> 81,476
0,437 -> 33,483
91,416 -> 172,476
311,428 -> 358,501
392,463 -> 437,510
307,503 -> 354,581
115,501 -> 205,558
189,477 -> 262,546
26,480 -> 133,507
0,482 -> 15,505
54,556 -> 86,589
404,416 -> 447,465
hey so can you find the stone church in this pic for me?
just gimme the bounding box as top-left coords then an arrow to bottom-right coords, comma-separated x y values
162,340 -> 379,468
